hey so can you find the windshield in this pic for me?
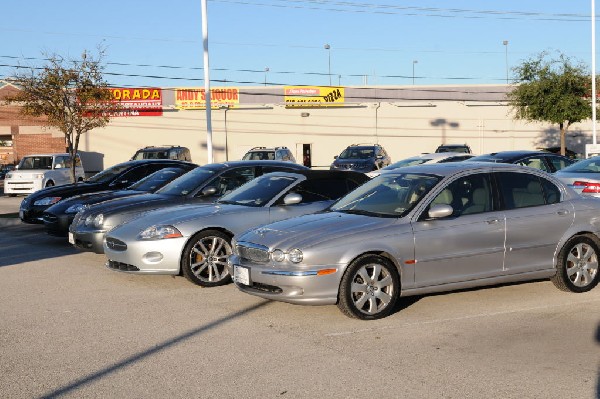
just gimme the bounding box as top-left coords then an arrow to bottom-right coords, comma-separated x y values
217,175 -> 296,207
242,151 -> 275,161
87,164 -> 132,184
559,157 -> 599,173
331,173 -> 441,217
338,147 -> 375,160
128,167 -> 189,192
383,158 -> 430,170
155,166 -> 222,196
18,156 -> 53,170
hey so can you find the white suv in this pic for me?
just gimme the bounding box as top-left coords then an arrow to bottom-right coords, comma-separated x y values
242,146 -> 296,162
4,153 -> 85,196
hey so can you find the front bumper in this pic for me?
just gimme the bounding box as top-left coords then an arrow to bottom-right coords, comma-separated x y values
70,228 -> 106,254
227,254 -> 341,305
4,179 -> 44,195
19,205 -> 47,224
43,212 -> 74,236
103,234 -> 187,274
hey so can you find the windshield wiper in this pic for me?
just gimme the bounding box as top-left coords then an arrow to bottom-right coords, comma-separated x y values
336,209 -> 383,217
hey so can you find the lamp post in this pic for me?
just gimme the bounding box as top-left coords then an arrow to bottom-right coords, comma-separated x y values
264,67 -> 269,86
412,60 -> 418,85
324,44 -> 331,86
503,40 -> 509,84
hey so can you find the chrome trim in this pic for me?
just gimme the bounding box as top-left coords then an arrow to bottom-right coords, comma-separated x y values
261,270 -> 319,276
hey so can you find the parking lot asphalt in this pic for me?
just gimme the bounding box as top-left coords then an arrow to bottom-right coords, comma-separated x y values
0,222 -> 599,398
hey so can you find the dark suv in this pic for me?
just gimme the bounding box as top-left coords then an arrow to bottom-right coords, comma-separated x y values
330,144 -> 391,172
132,145 -> 191,161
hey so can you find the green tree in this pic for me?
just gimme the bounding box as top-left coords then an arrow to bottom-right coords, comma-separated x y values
507,51 -> 594,156
5,49 -> 120,182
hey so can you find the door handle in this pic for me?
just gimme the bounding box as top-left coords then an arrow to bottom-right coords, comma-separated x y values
486,218 -> 500,224
557,209 -> 569,216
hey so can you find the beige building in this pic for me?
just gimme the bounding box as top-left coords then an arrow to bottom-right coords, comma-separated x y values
4,83 -> 595,171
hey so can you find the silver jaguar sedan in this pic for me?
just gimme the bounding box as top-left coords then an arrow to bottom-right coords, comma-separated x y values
229,162 -> 600,320
103,170 -> 368,287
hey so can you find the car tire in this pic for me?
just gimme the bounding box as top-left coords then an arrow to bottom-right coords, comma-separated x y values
551,234 -> 600,293
181,230 -> 233,287
337,254 -> 400,320
45,181 -> 54,188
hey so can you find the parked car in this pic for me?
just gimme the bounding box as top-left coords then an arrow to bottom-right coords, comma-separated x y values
70,161 -> 308,254
102,170 -> 369,287
367,152 -> 474,177
229,162 -> 600,320
330,144 -> 391,172
4,153 -> 85,196
43,164 -> 198,236
131,145 -> 191,161
19,159 -> 192,224
466,150 -> 576,172
435,144 -> 472,154
554,156 -> 600,197
241,147 -> 296,163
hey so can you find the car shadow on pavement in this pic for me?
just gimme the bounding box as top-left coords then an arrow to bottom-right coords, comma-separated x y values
38,300 -> 271,399
0,224 -> 79,267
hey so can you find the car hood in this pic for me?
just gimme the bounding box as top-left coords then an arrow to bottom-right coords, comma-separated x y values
45,189 -> 142,213
23,182 -> 106,202
237,211 -> 399,250
84,193 -> 172,216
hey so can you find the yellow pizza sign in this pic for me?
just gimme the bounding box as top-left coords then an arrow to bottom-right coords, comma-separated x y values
284,86 -> 345,107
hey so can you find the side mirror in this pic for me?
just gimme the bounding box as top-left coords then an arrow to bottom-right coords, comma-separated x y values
282,193 -> 302,205
428,204 -> 453,219
334,155 -> 338,159
201,186 -> 217,196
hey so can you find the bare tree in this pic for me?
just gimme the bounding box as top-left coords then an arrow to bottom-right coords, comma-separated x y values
5,48 -> 120,182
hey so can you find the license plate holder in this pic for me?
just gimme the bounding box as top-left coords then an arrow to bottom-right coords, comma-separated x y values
233,265 -> 250,286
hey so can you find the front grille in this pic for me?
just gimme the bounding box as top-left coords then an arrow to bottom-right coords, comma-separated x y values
105,237 -> 127,251
43,213 -> 58,224
236,242 -> 269,263
106,260 -> 139,272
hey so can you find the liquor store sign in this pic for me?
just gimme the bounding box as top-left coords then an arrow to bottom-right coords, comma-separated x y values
284,86 -> 344,107
175,88 -> 240,109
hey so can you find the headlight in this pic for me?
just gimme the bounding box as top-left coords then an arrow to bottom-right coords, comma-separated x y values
34,197 -> 62,206
93,214 -> 104,229
5,173 -> 13,179
288,249 -> 303,263
33,173 -> 45,179
65,203 -> 88,214
271,249 -> 285,262
138,225 -> 183,240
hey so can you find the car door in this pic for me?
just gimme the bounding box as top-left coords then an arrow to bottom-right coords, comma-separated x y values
496,171 -> 574,273
411,172 -> 506,287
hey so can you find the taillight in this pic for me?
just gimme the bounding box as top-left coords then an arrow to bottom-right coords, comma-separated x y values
573,181 -> 600,193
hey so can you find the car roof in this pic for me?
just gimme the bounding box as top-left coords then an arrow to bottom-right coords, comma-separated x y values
114,159 -> 197,168
383,161 -> 538,177
199,160 -> 308,169
406,152 -> 473,161
470,150 -> 552,160
265,169 -> 370,181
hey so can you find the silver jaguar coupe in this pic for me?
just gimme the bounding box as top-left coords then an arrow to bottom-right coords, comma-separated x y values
102,170 -> 368,287
229,162 -> 600,320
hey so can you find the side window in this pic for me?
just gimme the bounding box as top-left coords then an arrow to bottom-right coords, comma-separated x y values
541,177 -> 561,204
546,156 -> 573,172
428,173 -> 493,217
260,166 -> 295,175
119,166 -> 154,185
209,167 -> 254,196
496,172 -> 546,209
277,178 -> 351,204
516,157 -> 550,172
53,156 -> 67,168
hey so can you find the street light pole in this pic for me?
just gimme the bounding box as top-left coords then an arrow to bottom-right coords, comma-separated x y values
264,67 -> 269,86
324,44 -> 331,86
412,60 -> 418,85
503,40 -> 509,84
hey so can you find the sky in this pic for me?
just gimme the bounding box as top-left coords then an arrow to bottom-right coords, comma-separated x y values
1,0 -> 597,88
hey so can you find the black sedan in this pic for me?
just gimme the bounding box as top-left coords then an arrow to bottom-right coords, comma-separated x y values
19,159 -> 196,224
466,150 -> 577,172
42,164 -> 197,236
70,160 -> 308,253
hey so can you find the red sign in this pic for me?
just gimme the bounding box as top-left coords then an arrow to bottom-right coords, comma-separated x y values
109,88 -> 163,117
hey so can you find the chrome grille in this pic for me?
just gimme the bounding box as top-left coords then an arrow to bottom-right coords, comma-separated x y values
43,213 -> 58,223
236,242 -> 269,263
105,237 -> 127,251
